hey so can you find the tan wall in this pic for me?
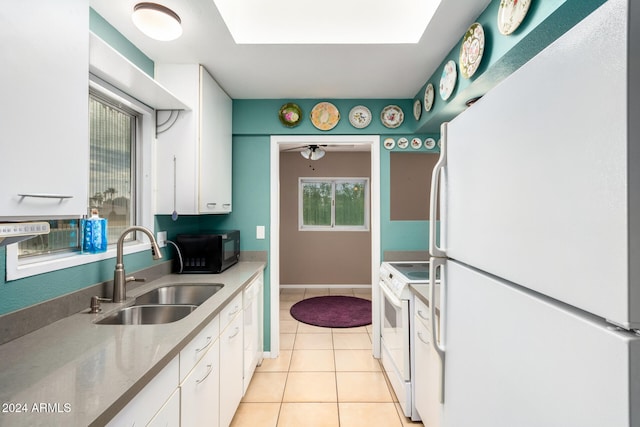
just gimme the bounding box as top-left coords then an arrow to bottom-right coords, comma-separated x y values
279,151 -> 371,285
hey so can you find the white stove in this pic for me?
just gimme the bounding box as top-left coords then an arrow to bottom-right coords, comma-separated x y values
379,261 -> 433,298
378,260 -> 437,421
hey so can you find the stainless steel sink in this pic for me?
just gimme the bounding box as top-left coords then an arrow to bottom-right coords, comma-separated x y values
95,304 -> 197,325
134,283 -> 224,306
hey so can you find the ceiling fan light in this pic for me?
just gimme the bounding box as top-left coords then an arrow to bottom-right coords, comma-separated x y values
310,148 -> 325,160
132,3 -> 183,41
300,148 -> 312,159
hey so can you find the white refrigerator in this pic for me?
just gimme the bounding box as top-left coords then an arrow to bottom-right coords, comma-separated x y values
428,1 -> 640,426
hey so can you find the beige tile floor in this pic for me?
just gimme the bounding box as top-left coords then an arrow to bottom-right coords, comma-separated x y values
231,287 -> 423,427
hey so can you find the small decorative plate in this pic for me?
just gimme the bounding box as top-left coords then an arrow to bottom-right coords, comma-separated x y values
349,105 -> 372,129
310,102 -> 340,131
411,138 -> 423,149
278,103 -> 302,127
397,137 -> 409,149
413,99 -> 422,121
424,83 -> 435,112
424,138 -> 436,149
439,60 -> 457,101
498,0 -> 531,35
383,138 -> 396,150
459,23 -> 485,79
381,105 -> 404,129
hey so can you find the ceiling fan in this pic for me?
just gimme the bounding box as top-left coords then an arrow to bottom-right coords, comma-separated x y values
282,144 -> 328,160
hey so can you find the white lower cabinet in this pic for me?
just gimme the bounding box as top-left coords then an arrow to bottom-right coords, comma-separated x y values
243,275 -> 263,394
219,307 -> 244,427
180,338 -> 221,427
106,357 -> 179,427
413,298 -> 442,427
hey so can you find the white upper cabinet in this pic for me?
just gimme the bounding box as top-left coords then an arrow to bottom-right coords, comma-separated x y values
155,64 -> 232,215
0,0 -> 89,219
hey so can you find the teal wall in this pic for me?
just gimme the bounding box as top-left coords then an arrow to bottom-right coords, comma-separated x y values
89,8 -> 154,77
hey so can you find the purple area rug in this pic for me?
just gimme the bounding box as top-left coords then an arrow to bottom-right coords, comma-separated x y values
290,296 -> 372,328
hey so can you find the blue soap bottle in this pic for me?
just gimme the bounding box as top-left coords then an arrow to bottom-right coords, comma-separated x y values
81,209 -> 107,254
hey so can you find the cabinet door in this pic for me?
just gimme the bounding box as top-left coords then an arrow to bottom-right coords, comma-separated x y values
147,388 -> 180,427
243,275 -> 263,393
413,312 -> 441,426
219,312 -> 244,427
0,0 -> 88,219
107,357 -> 179,427
180,314 -> 220,382
199,66 -> 232,214
181,339 -> 220,427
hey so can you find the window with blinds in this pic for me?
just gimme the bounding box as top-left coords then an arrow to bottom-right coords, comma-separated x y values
18,91 -> 137,258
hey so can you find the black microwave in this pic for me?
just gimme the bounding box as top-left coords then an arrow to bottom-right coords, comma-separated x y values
174,231 -> 240,273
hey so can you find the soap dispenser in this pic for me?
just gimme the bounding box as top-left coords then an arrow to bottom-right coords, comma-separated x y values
81,209 -> 107,254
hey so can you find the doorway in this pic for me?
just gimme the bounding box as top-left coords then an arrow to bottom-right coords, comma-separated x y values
269,135 -> 381,358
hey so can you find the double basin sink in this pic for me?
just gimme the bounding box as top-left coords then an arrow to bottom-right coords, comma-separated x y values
96,283 -> 224,325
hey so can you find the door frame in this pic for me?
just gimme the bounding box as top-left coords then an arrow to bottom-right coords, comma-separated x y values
269,135 -> 381,358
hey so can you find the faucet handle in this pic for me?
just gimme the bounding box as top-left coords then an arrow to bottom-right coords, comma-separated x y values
89,296 -> 112,314
125,276 -> 146,283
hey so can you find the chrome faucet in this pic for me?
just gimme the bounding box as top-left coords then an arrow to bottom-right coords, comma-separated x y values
113,226 -> 162,303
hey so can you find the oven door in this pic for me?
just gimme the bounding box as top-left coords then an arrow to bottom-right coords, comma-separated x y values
379,280 -> 411,381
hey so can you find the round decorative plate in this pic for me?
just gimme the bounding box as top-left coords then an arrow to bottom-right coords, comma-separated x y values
278,103 -> 302,127
348,105 -> 372,129
381,105 -> 404,129
413,99 -> 422,121
383,138 -> 396,150
439,60 -> 457,101
459,23 -> 485,79
310,102 -> 340,131
424,83 -> 435,112
411,138 -> 422,149
397,137 -> 409,149
498,0 -> 531,35
424,138 -> 436,149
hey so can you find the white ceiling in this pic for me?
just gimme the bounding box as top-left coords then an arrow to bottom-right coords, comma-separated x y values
89,0 -> 491,100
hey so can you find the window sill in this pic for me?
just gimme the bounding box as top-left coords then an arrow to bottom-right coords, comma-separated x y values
5,241 -> 152,281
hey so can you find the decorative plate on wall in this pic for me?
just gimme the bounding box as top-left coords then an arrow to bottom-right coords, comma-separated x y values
424,83 -> 435,112
383,138 -> 396,150
424,138 -> 436,149
413,99 -> 422,121
459,23 -> 485,79
310,102 -> 340,130
497,0 -> 531,35
397,137 -> 409,149
439,60 -> 457,101
411,138 -> 423,149
348,105 -> 372,129
278,103 -> 302,127
381,105 -> 404,129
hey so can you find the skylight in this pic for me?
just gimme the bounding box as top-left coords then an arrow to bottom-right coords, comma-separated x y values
213,0 -> 442,44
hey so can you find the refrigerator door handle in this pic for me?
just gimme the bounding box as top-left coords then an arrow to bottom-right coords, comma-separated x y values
430,256 -> 446,403
429,122 -> 448,258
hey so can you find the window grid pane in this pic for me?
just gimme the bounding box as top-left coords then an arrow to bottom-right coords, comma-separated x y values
89,95 -> 135,244
302,182 -> 332,226
335,181 -> 366,226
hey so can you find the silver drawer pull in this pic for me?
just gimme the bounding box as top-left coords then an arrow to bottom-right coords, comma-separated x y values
223,203 -> 231,207
417,331 -> 430,345
206,203 -> 217,207
195,336 -> 213,353
228,327 -> 240,340
18,193 -> 74,199
228,305 -> 241,317
196,364 -> 213,384
417,310 -> 429,321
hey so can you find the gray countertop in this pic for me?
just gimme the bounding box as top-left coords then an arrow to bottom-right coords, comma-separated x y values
0,261 -> 265,427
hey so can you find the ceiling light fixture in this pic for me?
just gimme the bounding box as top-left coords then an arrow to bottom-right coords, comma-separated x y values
132,3 -> 182,41
300,145 -> 325,161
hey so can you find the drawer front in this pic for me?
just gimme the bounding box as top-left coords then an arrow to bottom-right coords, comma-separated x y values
180,315 -> 220,382
181,339 -> 220,427
220,293 -> 242,329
